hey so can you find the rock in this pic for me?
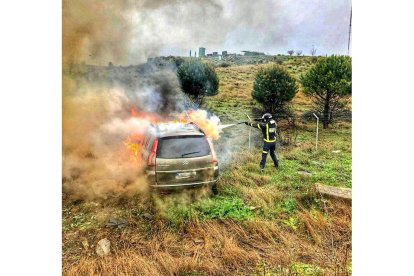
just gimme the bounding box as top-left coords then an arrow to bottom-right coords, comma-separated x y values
96,238 -> 111,256
80,237 -> 89,250
332,150 -> 341,154
298,171 -> 312,177
316,183 -> 352,200
249,206 -> 261,211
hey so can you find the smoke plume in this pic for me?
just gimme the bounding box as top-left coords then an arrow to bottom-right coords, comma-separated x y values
62,0 -> 199,200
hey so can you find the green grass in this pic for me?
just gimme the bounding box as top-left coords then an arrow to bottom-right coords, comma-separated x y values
253,261 -> 324,276
62,203 -> 100,232
290,262 -> 324,275
271,125 -> 352,189
161,195 -> 254,226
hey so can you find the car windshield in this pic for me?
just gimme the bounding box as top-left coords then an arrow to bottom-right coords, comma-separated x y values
157,135 -> 211,159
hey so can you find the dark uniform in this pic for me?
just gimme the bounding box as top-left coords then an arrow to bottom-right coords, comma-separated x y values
246,115 -> 279,170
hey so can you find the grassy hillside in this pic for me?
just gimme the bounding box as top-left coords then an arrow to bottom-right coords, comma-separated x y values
205,56 -> 315,121
63,58 -> 352,275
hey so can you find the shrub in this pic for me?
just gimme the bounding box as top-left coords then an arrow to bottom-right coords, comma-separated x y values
273,56 -> 283,65
177,60 -> 219,106
300,55 -> 352,128
251,64 -> 298,115
217,62 -> 231,68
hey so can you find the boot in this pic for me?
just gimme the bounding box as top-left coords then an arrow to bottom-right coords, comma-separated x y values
274,161 -> 279,168
260,164 -> 264,172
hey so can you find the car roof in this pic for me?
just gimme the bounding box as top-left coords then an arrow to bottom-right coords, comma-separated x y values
154,123 -> 205,138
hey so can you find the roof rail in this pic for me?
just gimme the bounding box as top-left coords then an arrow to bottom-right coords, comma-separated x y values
188,122 -> 205,135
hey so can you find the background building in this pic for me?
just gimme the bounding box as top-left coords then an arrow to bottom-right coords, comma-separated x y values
199,47 -> 206,57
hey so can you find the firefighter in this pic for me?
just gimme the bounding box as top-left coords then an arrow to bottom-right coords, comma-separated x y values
244,113 -> 279,171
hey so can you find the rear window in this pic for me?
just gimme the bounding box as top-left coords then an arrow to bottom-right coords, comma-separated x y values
157,135 -> 211,159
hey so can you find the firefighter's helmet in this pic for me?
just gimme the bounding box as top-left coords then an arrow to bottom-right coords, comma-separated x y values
261,113 -> 272,122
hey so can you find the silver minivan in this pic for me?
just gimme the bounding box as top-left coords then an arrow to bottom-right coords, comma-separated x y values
141,122 -> 219,193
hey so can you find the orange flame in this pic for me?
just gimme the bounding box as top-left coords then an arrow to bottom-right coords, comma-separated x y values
123,109 -> 161,165
130,108 -> 138,117
186,109 -> 220,140
123,133 -> 142,164
123,109 -> 220,165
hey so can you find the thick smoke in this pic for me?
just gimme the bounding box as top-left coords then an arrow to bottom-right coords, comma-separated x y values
62,62 -> 220,200
62,0 -> 134,65
62,0 -> 202,200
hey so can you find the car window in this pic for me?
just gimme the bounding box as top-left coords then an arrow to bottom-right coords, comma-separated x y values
157,135 -> 211,159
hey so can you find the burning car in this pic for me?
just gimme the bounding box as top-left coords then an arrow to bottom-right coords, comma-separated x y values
140,122 -> 219,193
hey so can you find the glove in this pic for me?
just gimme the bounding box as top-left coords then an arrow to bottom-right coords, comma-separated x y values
244,121 -> 249,125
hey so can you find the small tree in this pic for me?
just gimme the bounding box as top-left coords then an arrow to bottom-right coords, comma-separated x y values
287,50 -> 295,56
296,50 -> 302,56
310,46 -> 317,56
300,55 -> 352,128
177,60 -> 219,106
252,65 -> 298,115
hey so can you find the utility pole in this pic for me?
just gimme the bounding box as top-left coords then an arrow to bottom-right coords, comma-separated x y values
348,7 -> 352,55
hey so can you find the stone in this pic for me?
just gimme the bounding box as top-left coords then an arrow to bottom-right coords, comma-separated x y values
298,170 -> 312,177
96,238 -> 111,256
316,183 -> 352,200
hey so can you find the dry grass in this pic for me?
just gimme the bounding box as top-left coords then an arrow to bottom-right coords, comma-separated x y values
63,197 -> 350,275
206,62 -> 314,121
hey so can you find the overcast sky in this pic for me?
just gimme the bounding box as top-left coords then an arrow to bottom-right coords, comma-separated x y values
137,0 -> 353,60
63,0 -> 352,65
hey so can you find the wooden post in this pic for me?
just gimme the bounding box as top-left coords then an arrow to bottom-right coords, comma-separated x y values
313,113 -> 319,150
246,114 -> 251,149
